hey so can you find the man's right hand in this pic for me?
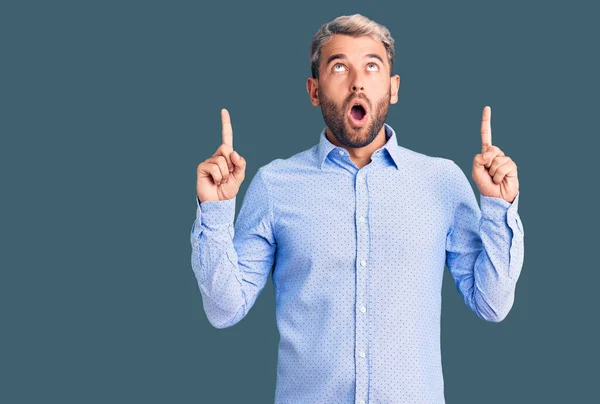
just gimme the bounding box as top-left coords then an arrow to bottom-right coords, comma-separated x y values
197,108 -> 246,203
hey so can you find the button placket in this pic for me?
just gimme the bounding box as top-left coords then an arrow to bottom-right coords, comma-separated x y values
354,172 -> 370,402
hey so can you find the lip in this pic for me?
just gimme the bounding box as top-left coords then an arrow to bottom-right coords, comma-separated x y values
347,98 -> 369,127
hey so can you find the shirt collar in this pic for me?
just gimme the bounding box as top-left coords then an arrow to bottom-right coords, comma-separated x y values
317,122 -> 402,170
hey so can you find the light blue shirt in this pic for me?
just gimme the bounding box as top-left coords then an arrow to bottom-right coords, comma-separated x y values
190,123 -> 524,403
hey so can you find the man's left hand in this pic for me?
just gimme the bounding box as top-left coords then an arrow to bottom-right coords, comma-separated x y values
472,106 -> 519,204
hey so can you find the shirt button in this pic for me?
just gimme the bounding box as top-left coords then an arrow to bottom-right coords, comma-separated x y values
359,400 -> 366,404
193,241 -> 198,247
360,260 -> 366,267
360,306 -> 366,313
339,150 -> 344,155
359,216 -> 365,223
359,350 -> 366,358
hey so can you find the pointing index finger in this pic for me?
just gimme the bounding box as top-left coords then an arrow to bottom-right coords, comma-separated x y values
221,108 -> 233,148
480,105 -> 492,153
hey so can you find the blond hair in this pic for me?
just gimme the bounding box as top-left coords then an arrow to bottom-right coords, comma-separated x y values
309,14 -> 396,79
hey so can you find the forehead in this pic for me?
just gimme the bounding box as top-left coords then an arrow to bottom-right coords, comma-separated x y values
321,34 -> 387,62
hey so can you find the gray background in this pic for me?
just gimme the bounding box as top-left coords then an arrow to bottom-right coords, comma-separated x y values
1,0 -> 598,402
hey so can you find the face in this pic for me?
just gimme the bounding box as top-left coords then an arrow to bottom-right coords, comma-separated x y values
307,34 -> 400,149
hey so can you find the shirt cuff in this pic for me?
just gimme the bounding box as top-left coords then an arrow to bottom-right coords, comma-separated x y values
480,191 -> 520,222
196,195 -> 236,228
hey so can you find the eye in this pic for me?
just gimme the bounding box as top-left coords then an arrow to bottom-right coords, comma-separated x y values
332,62 -> 379,72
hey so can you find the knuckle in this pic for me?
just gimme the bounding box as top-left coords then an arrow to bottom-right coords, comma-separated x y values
493,156 -> 505,166
211,169 -> 222,182
217,156 -> 229,172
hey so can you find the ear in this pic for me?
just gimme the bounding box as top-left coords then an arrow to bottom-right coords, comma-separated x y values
390,74 -> 400,104
306,77 -> 320,106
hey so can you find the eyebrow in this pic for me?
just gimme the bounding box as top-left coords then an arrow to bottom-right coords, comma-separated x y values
325,53 -> 385,67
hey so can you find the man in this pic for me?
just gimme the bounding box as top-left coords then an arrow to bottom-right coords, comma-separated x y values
192,14 -> 524,404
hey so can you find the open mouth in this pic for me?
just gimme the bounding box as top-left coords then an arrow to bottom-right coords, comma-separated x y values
348,102 -> 367,125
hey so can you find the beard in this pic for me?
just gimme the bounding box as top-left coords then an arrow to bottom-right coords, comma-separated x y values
318,87 -> 390,148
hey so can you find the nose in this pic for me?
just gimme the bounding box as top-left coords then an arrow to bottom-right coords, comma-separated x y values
350,71 -> 364,92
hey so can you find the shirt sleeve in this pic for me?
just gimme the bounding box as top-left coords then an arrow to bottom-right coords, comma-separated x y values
190,167 -> 277,329
445,161 -> 525,322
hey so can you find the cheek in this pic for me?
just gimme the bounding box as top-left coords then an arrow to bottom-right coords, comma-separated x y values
322,89 -> 345,106
371,80 -> 388,93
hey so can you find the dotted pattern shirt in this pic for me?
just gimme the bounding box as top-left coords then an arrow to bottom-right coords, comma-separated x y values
190,123 -> 525,403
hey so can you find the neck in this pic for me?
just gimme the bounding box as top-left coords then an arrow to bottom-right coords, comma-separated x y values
326,125 -> 387,168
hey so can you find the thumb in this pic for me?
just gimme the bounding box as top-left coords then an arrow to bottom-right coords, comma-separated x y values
473,153 -> 488,168
231,150 -> 246,176
231,150 -> 240,164
472,153 -> 490,180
